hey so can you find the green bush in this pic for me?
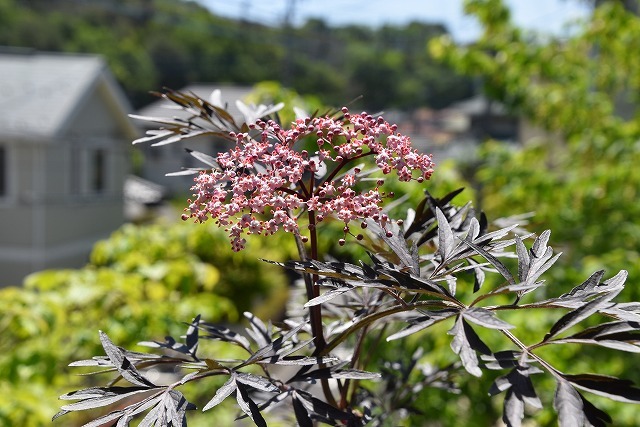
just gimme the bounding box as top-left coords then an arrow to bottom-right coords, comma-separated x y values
0,220 -> 291,426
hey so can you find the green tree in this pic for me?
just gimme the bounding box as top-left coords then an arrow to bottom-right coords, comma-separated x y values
427,1 -> 640,424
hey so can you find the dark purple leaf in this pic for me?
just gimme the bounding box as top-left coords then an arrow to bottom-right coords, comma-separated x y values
203,377 -> 237,411
448,317 -> 482,377
544,294 -> 616,341
295,390 -> 354,423
198,323 -> 251,349
244,312 -> 271,349
531,230 -> 551,258
503,389 -> 525,427
515,236 -> 530,283
185,149 -> 218,168
60,388 -> 151,412
581,394 -> 612,427
185,315 -> 200,358
236,383 -> 267,427
436,207 -> 455,261
387,309 -> 459,341
460,239 -> 517,287
554,379 -> 585,427
292,395 -> 314,427
99,331 -> 155,387
570,320 -> 640,340
562,270 -> 606,299
463,307 -> 514,330
236,372 -> 279,393
565,373 -> 640,403
304,287 -> 353,307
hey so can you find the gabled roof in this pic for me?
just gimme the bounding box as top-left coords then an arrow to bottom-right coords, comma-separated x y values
136,83 -> 255,125
0,49 -> 138,141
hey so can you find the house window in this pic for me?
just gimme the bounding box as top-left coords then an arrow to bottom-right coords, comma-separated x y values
0,145 -> 6,197
92,149 -> 106,193
70,148 -> 82,195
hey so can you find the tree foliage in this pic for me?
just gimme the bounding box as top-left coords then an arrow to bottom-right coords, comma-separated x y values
431,0 -> 640,284
0,0 -> 472,110
427,1 -> 640,423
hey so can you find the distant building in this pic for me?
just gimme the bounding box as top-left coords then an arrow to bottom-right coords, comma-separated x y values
135,84 -> 255,196
0,50 -> 138,285
449,95 -> 519,142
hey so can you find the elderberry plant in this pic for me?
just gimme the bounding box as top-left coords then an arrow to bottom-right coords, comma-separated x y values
56,90 -> 640,426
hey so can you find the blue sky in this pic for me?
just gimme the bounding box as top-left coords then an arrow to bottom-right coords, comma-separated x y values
199,0 -> 591,43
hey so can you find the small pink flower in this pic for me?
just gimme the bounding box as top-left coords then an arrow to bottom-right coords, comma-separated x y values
182,107 -> 434,250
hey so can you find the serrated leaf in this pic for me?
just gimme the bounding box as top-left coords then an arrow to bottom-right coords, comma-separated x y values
463,307 -> 514,330
99,331 -> 155,388
571,320 -> 640,339
292,395 -> 313,427
236,383 -> 267,427
292,367 -> 380,381
304,287 -> 353,307
138,403 -> 162,427
244,312 -> 271,347
436,207 -> 455,261
600,270 -> 628,292
460,238 -> 517,287
503,389 -> 524,427
515,236 -> 530,283
387,309 -> 459,341
185,149 -> 218,168
377,224 -> 420,275
199,323 -> 251,349
467,217 -> 480,241
203,377 -> 237,411
565,373 -> 640,403
448,317 -> 482,377
549,338 -> 640,353
531,230 -> 551,258
132,130 -> 175,145
79,410 -> 125,427
295,390 -> 354,423
236,372 -> 279,392
185,314 -> 201,358
562,270 -> 606,299
60,388 -> 151,412
544,294 -> 615,341
264,355 -> 338,366
581,394 -> 612,427
554,379 -> 585,427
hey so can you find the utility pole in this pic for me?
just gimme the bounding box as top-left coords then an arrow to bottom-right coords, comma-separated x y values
240,0 -> 251,24
282,0 -> 301,87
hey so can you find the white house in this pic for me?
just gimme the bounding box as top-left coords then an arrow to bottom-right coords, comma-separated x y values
0,50 -> 138,286
134,84 -> 255,196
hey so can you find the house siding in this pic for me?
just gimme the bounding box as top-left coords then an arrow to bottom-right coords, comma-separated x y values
0,51 -> 138,287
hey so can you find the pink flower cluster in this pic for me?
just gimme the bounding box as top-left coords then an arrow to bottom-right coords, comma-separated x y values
182,107 -> 434,251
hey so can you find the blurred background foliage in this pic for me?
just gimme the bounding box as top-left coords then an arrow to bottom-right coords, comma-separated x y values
430,0 -> 640,292
0,0 -> 473,110
2,0 -> 640,425
0,221 -> 291,426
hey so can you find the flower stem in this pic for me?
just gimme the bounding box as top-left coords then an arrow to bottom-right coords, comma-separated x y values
307,210 -> 326,353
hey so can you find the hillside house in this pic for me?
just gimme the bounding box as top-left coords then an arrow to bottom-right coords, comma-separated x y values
0,50 -> 138,285
135,84 -> 255,196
